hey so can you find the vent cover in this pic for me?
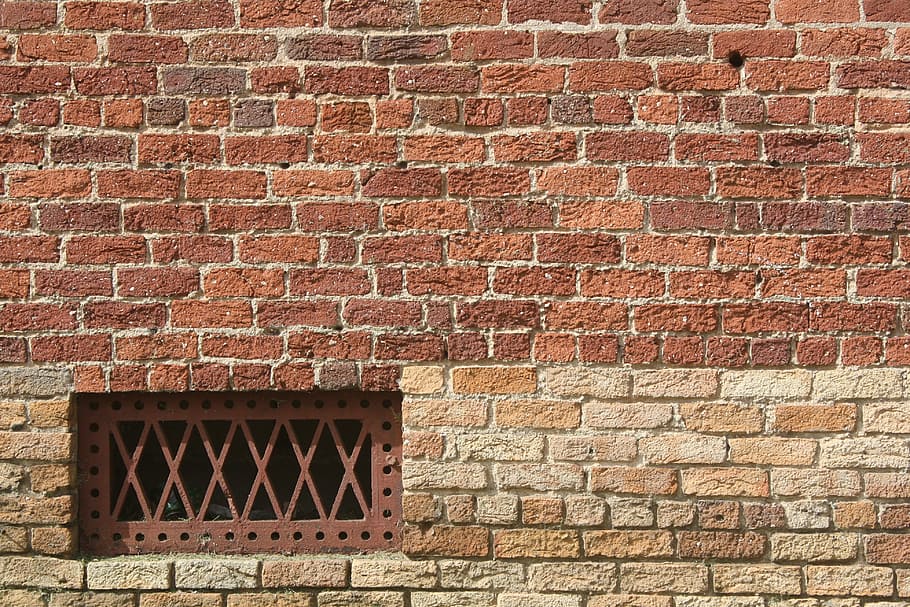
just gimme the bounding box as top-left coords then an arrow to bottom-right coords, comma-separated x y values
78,391 -> 402,555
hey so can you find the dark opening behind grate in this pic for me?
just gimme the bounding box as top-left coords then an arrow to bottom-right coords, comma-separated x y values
78,392 -> 402,555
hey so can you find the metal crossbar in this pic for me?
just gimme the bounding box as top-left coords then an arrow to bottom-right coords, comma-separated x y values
78,392 -> 402,555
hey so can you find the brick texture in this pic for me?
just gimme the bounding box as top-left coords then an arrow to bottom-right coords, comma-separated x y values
2,1 -> 910,605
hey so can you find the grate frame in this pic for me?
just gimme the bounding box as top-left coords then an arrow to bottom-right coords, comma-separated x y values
77,391 -> 402,555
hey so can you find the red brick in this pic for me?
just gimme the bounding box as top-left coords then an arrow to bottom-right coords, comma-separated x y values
419,0 -> 501,24
117,268 -> 198,297
581,270 -> 665,298
384,201 -> 468,230
0,303 -> 76,331
481,64 -> 564,92
508,0 -> 592,23
777,0 -> 859,23
84,302 -> 166,329
186,170 -> 267,200
724,303 -> 809,333
452,31 -> 533,60
538,31 -> 618,58
18,34 -> 97,62
2,1 -> 58,28
32,334 -> 111,362
65,2 -> 144,30
802,28 -> 888,57
209,204 -> 291,231
864,0 -> 910,21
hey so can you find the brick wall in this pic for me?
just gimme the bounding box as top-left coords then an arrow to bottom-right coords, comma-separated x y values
1,0 -> 910,604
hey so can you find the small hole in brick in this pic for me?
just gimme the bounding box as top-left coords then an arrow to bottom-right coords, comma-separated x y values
338,399 -> 348,408
247,532 -> 257,540
136,533 -> 144,542
293,531 -> 303,540
225,532 -> 235,541
113,533 -> 122,541
382,422 -> 392,430
180,533 -> 189,541
728,50 -> 745,68
271,532 -> 280,541
396,160 -> 407,168
158,533 -> 167,542
361,531 -> 370,540
383,531 -> 393,540
316,531 -> 325,540
383,488 -> 392,497
338,531 -> 348,540
279,162 -> 290,169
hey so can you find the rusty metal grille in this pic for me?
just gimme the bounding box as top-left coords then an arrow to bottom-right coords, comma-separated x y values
77,392 -> 402,555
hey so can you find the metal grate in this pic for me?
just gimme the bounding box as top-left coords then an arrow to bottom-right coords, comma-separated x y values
77,391 -> 402,555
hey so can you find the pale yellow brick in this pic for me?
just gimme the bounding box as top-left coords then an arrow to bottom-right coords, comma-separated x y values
261,559 -> 348,588
713,564 -> 802,595
403,462 -> 487,490
584,402 -> 673,429
813,369 -> 903,400
0,494 -> 73,525
350,560 -> 437,588
771,533 -> 858,562
609,497 -> 655,528
772,469 -> 861,497
549,435 -> 637,462
50,593 -> 133,607
452,367 -> 536,394
544,367 -> 630,399
681,468 -> 769,497
142,593 -> 222,607
527,562 -> 617,592
498,594 -> 581,607
656,501 -> 695,527
729,437 -> 816,466
620,563 -> 708,594
680,403 -> 764,433
437,560 -> 525,590
898,568 -> 910,597
403,399 -> 488,427
27,400 -> 70,429
819,437 -> 909,469
494,529 -> 579,558
0,525 -> 28,553
228,595 -> 315,607
173,559 -> 258,589
411,592 -> 494,607
30,464 -> 72,493
863,402 -> 910,433
0,462 -> 23,491
632,369 -> 718,398
495,400 -> 580,428
865,472 -> 910,498
456,434 -> 544,461
676,599 -> 763,607
720,370 -> 812,400
564,495 -> 607,526
317,591 -> 402,607
399,366 -> 444,394
588,596 -> 672,607
0,402 -> 26,430
87,560 -> 171,590
0,590 -> 44,607
0,556 -> 83,589
476,495 -> 519,525
639,433 -> 727,464
0,432 -> 73,461
496,463 -> 584,491
30,526 -> 74,556
806,566 -> 894,597
583,530 -> 674,558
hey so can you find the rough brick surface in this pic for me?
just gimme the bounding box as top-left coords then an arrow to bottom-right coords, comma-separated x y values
2,2 -> 910,605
